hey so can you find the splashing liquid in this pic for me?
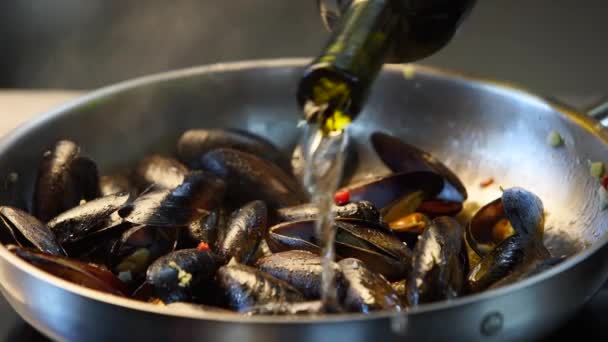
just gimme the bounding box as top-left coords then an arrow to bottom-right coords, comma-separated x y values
298,101 -> 349,312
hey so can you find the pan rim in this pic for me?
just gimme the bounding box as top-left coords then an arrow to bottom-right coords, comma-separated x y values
0,57 -> 606,324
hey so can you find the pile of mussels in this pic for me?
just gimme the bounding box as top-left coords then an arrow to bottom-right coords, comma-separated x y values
0,129 -> 563,315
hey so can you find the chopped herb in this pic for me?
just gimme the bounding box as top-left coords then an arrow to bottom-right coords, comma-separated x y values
590,161 -> 605,179
547,131 -> 564,147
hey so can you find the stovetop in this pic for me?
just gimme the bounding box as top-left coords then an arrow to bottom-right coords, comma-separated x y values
0,285 -> 606,341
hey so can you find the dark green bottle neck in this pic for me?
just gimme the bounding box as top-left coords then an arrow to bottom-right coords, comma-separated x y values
298,0 -> 399,123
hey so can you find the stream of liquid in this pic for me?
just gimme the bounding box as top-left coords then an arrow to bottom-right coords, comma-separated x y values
298,102 -> 349,312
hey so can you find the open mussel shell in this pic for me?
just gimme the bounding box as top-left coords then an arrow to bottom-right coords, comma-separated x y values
47,192 -> 130,245
110,225 -> 179,282
466,187 -> 545,257
407,216 -> 467,306
146,248 -> 220,303
337,172 -> 443,220
370,132 -> 467,203
134,154 -> 190,191
255,250 -> 344,300
201,148 -> 307,209
180,208 -> 228,249
242,301 -> 324,316
9,245 -> 127,296
0,207 -> 66,256
267,218 -> 411,281
339,258 -> 403,313
217,260 -> 304,312
177,128 -> 292,173
33,140 -> 101,222
216,200 -> 268,265
118,170 -> 226,227
275,201 -> 381,225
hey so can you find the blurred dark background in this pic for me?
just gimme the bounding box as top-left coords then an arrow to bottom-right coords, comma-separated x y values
0,1 -> 607,104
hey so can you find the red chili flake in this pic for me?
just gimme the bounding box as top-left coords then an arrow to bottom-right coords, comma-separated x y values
602,175 -> 608,189
197,242 -> 210,252
480,177 -> 495,188
334,190 -> 350,206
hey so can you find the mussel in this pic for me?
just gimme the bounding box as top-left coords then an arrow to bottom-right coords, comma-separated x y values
146,248 -> 220,303
118,171 -> 226,227
9,245 -> 127,296
216,200 -> 268,265
275,201 -> 382,225
255,250 -> 344,300
466,187 -> 549,292
267,218 -> 411,281
134,154 -> 190,190
466,187 -> 545,257
0,207 -> 66,256
47,192 -> 130,245
339,258 -> 403,313
177,128 -> 292,173
33,140 -> 100,221
110,225 -> 179,283
201,148 -> 307,209
370,132 -> 467,203
181,208 -> 228,249
337,172 -> 443,210
407,216 -> 467,305
216,260 -> 304,312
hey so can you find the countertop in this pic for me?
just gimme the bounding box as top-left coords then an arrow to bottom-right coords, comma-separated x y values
0,91 -> 606,341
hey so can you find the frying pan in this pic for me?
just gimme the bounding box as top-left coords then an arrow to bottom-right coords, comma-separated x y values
0,59 -> 607,342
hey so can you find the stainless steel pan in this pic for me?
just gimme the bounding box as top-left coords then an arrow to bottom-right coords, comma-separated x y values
0,59 -> 607,342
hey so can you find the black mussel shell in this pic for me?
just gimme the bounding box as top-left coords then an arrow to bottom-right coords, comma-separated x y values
255,250 -> 344,300
134,154 -> 190,191
110,225 -> 179,282
201,148 -> 307,209
267,218 -> 411,281
467,187 -> 545,258
118,171 -> 226,227
370,132 -> 467,202
33,140 -> 100,221
178,128 -> 292,173
47,192 -> 130,245
180,208 -> 228,249
10,245 -> 127,296
339,258 -> 403,313
276,201 -> 381,225
337,171 -> 443,210
488,256 -> 566,290
216,260 -> 304,312
0,207 -> 66,256
501,187 -> 545,241
466,235 -> 549,293
216,200 -> 268,265
407,217 -> 467,306
146,248 -> 220,303
242,301 -> 323,316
